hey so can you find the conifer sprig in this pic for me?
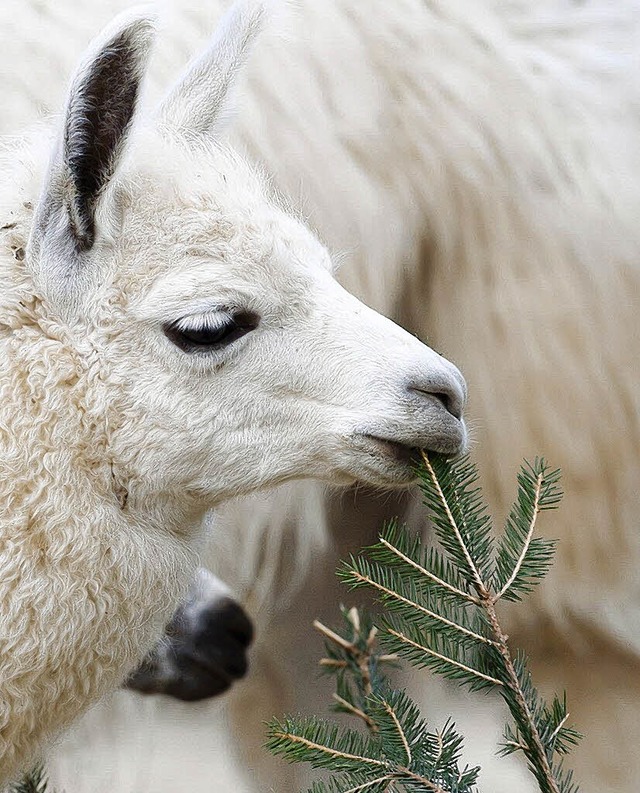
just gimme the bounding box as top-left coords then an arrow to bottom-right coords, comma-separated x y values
492,460 -> 560,603
266,607 -> 480,793
8,765 -> 51,793
267,452 -> 581,793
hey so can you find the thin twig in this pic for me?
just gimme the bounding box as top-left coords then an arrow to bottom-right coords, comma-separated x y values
383,701 -> 412,765
386,627 -> 503,687
395,765 -> 451,793
333,693 -> 378,732
314,620 -> 354,651
493,473 -> 543,602
319,658 -> 348,669
549,713 -> 570,746
504,739 -> 529,752
341,777 -> 395,793
379,538 -> 480,605
270,732 -> 387,768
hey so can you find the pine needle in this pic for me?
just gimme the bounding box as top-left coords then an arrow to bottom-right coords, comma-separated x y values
8,766 -> 52,793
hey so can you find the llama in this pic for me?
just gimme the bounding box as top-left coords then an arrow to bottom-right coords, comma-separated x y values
3,1 -> 639,791
0,2 -> 469,783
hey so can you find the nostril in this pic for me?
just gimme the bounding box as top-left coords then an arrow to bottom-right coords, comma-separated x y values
408,378 -> 465,421
433,391 -> 456,418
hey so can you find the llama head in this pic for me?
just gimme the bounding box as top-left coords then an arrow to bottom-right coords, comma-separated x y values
26,1 -> 467,515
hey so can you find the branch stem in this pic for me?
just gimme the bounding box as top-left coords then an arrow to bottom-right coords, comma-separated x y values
420,451 -> 488,597
379,538 -> 480,605
482,595 -> 561,793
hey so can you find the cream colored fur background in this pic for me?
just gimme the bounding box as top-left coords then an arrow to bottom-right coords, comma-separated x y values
2,1 -> 639,790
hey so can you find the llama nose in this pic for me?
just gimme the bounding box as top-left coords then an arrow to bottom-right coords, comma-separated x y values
407,371 -> 466,420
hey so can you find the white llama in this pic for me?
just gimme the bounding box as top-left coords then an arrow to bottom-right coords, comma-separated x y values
3,1 -> 639,791
0,2 -> 469,783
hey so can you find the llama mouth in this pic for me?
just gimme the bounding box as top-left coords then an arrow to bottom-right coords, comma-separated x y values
356,427 -> 467,467
358,434 -> 422,467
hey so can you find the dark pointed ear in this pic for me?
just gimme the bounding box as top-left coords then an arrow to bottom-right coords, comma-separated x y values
60,12 -> 155,250
159,0 -> 275,137
30,10 -> 155,300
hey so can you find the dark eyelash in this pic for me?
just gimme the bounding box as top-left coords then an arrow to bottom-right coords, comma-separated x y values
163,311 -> 259,353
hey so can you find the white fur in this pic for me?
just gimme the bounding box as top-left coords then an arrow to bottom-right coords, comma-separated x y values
2,0 -> 639,791
0,3 -> 467,784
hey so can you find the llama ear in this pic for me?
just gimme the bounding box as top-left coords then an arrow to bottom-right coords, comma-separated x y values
159,0 -> 275,137
32,10 -> 155,275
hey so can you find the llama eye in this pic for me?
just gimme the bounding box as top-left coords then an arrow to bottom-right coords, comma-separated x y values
164,312 -> 259,353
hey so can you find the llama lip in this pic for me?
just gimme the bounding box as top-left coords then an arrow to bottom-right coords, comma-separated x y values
358,434 -> 422,466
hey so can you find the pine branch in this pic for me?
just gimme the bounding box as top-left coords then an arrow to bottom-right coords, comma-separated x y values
267,451 -> 582,793
8,766 -> 52,793
345,564 -> 494,647
314,608 -> 397,711
347,452 -> 580,793
492,460 -> 560,603
415,455 -> 494,587
375,532 -> 479,606
418,454 -> 487,595
308,775 -> 396,793
383,625 -> 503,688
493,468 -> 544,600
266,717 -> 388,773
267,714 -> 478,793
267,607 -> 480,793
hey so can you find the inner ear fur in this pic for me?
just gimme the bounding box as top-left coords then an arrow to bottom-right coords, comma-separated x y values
64,19 -> 154,250
33,12 -> 156,265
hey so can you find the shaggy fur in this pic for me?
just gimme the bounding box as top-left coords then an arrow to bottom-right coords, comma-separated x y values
2,0 -> 639,791
0,137 -> 197,779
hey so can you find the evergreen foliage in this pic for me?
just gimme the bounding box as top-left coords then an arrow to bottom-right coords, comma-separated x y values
267,609 -> 480,793
266,452 -> 581,793
7,765 -> 51,793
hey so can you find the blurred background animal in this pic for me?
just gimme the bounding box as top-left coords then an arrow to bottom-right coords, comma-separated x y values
2,1 -> 638,791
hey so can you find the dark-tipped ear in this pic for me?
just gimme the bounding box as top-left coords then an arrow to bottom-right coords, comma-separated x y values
62,12 -> 155,250
33,10 -> 155,265
159,0 -> 275,137
59,11 -> 156,251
